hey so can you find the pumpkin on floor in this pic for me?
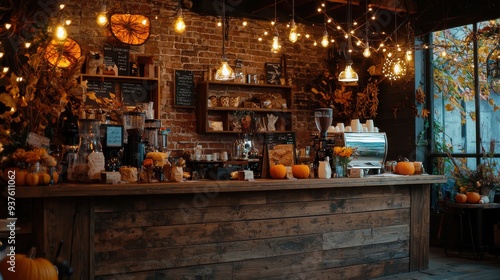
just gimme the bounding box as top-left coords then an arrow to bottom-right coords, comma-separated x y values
0,247 -> 58,280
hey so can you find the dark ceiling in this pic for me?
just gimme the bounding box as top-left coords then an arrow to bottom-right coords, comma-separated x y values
192,0 -> 500,36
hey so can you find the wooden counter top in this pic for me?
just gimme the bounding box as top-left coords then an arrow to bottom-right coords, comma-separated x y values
12,174 -> 446,198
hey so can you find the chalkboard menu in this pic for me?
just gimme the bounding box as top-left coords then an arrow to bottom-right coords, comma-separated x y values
265,62 -> 282,85
263,132 -> 296,177
174,69 -> 195,108
85,80 -> 115,106
103,45 -> 130,76
121,83 -> 150,105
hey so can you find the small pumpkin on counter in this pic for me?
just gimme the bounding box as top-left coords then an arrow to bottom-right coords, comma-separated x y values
0,247 -> 58,280
292,164 -> 310,179
395,161 -> 415,175
455,193 -> 467,203
466,192 -> 481,204
270,164 -> 287,179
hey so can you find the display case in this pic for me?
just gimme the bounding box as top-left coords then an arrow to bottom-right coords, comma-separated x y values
197,81 -> 293,134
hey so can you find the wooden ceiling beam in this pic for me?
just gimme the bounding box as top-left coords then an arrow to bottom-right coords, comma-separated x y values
368,0 -> 417,14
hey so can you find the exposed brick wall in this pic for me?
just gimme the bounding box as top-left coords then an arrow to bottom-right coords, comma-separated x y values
69,0 -> 328,155
68,0 -> 416,159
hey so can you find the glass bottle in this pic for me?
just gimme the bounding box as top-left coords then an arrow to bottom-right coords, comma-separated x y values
68,119 -> 105,182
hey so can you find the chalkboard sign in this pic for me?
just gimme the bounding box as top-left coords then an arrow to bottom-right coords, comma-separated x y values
265,62 -> 282,85
174,69 -> 195,108
263,132 -> 296,176
103,45 -> 130,76
85,80 -> 115,106
121,83 -> 150,105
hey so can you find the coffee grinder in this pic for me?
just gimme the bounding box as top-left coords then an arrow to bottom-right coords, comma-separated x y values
123,112 -> 146,168
313,108 -> 334,172
100,124 -> 124,171
144,119 -> 161,153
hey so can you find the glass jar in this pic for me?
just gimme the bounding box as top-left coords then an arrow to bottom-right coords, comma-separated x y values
68,119 -> 105,182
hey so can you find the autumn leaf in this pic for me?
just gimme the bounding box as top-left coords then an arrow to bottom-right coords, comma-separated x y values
445,103 -> 455,111
0,93 -> 16,118
421,109 -> 430,118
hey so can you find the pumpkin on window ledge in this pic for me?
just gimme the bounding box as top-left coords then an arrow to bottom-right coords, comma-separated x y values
110,13 -> 151,45
395,160 -> 415,175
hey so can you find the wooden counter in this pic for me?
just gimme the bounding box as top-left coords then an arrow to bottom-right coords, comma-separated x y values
12,175 -> 445,279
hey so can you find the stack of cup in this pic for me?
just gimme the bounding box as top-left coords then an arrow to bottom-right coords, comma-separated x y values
350,119 -> 361,132
366,120 -> 374,132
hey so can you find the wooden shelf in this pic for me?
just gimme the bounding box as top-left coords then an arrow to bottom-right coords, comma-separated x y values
79,66 -> 161,119
197,81 -> 294,134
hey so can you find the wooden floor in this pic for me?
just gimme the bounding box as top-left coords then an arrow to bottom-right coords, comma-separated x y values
373,246 -> 500,280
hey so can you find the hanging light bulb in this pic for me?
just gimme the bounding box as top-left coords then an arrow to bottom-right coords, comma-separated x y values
393,60 -> 402,75
215,0 -> 235,81
96,5 -> 108,27
271,32 -> 280,53
363,47 -> 371,58
321,30 -> 329,47
2,67 -> 9,74
441,49 -> 447,57
405,49 -> 413,61
289,19 -> 298,43
289,0 -> 297,43
173,4 -> 186,34
338,61 -> 359,82
54,24 -> 68,41
5,23 -> 11,30
0,52 -> 3,58
215,57 -> 235,81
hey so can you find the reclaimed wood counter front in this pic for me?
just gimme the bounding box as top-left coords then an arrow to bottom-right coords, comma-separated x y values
14,175 -> 445,279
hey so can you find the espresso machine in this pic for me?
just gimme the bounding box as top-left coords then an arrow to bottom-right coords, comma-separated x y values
313,108 -> 335,170
123,112 -> 146,168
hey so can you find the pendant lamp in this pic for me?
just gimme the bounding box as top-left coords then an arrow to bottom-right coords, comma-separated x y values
338,0 -> 358,82
215,0 -> 235,81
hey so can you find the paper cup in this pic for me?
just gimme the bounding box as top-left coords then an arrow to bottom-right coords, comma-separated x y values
366,119 -> 374,132
337,123 -> 345,132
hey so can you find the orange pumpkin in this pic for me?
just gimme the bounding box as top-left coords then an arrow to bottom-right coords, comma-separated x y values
466,192 -> 481,203
15,170 -> 28,186
38,173 -> 51,185
270,164 -> 287,179
292,164 -> 310,179
26,173 -> 39,186
455,193 -> 467,203
395,161 -> 415,175
0,247 -> 58,280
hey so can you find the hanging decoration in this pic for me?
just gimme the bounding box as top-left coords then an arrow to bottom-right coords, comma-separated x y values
44,38 -> 82,68
487,43 -> 500,94
110,14 -> 151,45
382,57 -> 406,81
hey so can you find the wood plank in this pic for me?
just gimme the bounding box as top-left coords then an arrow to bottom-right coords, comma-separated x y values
261,258 -> 410,280
95,263 -> 233,280
94,209 -> 410,252
94,195 -> 410,230
13,175 -> 447,198
43,197 -> 91,280
266,185 -> 411,203
322,224 -> 409,249
95,234 -> 323,275
94,192 -> 267,213
322,240 -> 409,268
410,183 -> 430,271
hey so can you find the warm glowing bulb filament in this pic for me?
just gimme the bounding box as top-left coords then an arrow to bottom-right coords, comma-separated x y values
54,25 -> 68,41
272,35 -> 280,52
363,47 -> 371,58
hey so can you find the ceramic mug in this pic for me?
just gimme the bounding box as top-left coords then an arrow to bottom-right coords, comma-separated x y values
205,154 -> 213,161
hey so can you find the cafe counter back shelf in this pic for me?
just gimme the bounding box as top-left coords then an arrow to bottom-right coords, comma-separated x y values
8,175 -> 446,279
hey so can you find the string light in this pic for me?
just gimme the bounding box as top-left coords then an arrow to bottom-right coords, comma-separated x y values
24,42 -> 31,49
383,57 -> 406,80
405,49 -> 412,61
321,30 -> 329,47
54,24 -> 68,41
5,23 -> 11,30
363,47 -> 371,58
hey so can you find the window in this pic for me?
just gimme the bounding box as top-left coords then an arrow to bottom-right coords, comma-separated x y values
428,19 -> 500,200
